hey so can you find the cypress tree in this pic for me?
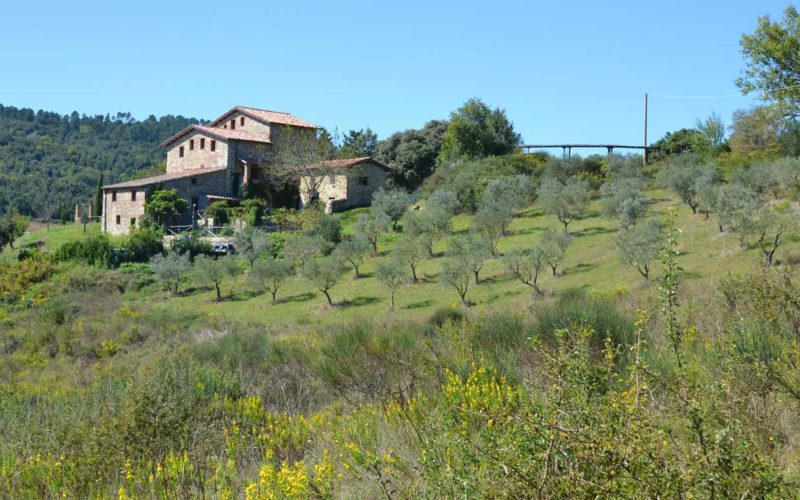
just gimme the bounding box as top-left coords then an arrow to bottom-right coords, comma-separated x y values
94,173 -> 104,217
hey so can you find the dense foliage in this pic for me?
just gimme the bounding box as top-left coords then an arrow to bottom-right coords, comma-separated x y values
0,104 -> 200,218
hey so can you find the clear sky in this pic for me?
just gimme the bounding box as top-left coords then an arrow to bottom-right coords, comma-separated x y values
0,0 -> 792,154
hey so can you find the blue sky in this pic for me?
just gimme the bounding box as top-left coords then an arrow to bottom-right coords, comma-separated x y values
0,0 -> 791,154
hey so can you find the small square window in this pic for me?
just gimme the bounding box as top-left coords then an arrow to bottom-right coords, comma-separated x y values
210,140 -> 216,151
111,190 -> 117,202
179,146 -> 184,157
359,176 -> 369,186
191,178 -> 197,185
115,215 -> 121,225
200,138 -> 205,149
131,191 -> 137,201
240,117 -> 245,126
130,218 -> 136,226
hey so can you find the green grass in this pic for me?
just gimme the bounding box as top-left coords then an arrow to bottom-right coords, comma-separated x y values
1,222 -> 102,263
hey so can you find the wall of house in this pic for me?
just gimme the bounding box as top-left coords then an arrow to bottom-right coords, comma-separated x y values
345,163 -> 389,208
232,141 -> 273,164
103,188 -> 146,236
166,131 -> 230,173
215,111 -> 272,141
102,169 -> 229,236
298,162 -> 389,213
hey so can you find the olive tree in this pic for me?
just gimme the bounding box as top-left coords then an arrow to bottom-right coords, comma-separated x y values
282,234 -> 326,266
301,254 -> 346,306
448,234 -> 492,284
538,177 -> 590,233
372,188 -> 413,231
234,227 -> 273,268
601,177 -> 647,229
440,255 -> 473,305
539,228 -> 571,276
733,202 -> 796,266
335,236 -> 371,278
615,219 -> 665,280
657,155 -> 715,214
472,200 -> 513,256
191,254 -> 241,301
503,247 -> 546,295
355,212 -> 390,254
150,252 -> 191,295
710,183 -> 762,233
392,235 -> 427,282
249,257 -> 294,302
375,260 -> 409,309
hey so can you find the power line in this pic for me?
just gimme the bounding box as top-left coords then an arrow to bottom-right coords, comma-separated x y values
650,83 -> 800,100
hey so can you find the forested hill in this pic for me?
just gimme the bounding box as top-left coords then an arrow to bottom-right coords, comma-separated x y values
0,104 -> 201,218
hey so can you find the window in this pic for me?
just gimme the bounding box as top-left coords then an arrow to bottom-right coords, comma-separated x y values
191,177 -> 197,185
200,138 -> 205,149
359,176 -> 369,186
230,119 -> 236,130
189,139 -> 194,150
130,218 -> 136,226
210,140 -> 216,151
115,215 -> 121,225
131,191 -> 137,201
191,197 -> 199,209
111,190 -> 117,201
240,116 -> 245,126
179,146 -> 184,157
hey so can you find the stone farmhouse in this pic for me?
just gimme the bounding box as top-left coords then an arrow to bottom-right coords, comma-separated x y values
101,106 -> 389,235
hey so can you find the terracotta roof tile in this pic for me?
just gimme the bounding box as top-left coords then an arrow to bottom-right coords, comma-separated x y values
210,106 -> 318,129
312,157 -> 392,171
102,166 -> 227,189
160,124 -> 271,147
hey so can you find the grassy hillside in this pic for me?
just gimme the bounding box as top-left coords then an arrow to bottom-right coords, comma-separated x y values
8,189 -> 793,329
3,186 -> 800,497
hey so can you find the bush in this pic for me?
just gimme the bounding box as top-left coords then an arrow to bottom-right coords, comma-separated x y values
170,231 -> 212,260
54,235 -> 114,267
532,290 -> 635,356
429,305 -> 467,328
205,201 -> 231,225
124,227 -> 164,262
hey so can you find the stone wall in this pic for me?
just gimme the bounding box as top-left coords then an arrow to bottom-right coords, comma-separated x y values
298,162 -> 389,212
217,111 -> 272,141
345,163 -> 389,207
166,130 -> 230,173
103,188 -> 146,236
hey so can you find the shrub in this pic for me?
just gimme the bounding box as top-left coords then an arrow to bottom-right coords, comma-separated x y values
124,227 -> 164,262
54,235 -> 114,267
428,305 -> 467,327
205,201 -> 231,225
170,231 -> 213,260
532,291 -> 635,355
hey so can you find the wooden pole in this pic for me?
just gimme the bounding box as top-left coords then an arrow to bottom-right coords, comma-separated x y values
643,93 -> 648,166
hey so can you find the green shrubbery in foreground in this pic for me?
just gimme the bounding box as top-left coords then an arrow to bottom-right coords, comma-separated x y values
2,255 -> 800,497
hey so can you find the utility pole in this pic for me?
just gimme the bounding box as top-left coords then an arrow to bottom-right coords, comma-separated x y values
643,93 -> 648,166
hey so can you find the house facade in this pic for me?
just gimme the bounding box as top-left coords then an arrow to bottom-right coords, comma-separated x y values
300,157 -> 392,213
101,106 -> 327,236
